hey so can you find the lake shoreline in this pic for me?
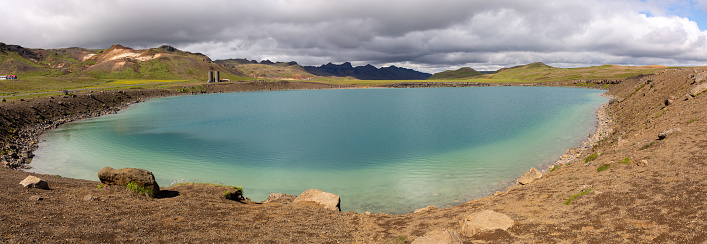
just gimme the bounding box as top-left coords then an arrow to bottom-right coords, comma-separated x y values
4,70 -> 705,242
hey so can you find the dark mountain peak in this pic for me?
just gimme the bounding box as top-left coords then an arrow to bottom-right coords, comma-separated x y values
0,42 -> 39,60
260,59 -> 275,65
304,62 -> 431,80
157,45 -> 178,52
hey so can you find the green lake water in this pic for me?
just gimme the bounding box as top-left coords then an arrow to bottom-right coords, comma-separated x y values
30,87 -> 608,214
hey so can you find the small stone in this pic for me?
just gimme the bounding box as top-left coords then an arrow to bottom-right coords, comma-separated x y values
83,195 -> 98,201
638,160 -> 649,166
412,229 -> 462,244
460,210 -> 514,237
658,128 -> 682,140
29,195 -> 44,201
664,99 -> 673,106
363,211 -> 371,215
517,167 -> 542,185
262,193 -> 297,204
581,226 -> 595,231
19,175 -> 49,189
414,205 -> 438,214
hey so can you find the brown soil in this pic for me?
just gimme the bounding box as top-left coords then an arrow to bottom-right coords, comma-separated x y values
2,68 -> 707,243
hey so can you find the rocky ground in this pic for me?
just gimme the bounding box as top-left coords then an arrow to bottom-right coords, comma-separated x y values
1,69 -> 707,243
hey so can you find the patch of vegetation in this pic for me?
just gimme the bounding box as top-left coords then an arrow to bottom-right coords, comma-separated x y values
550,165 -> 560,172
97,183 -> 104,189
223,186 -> 245,201
126,182 -> 155,197
585,153 -> 599,163
639,142 -> 656,150
688,118 -> 696,124
619,157 -> 631,164
393,236 -> 407,243
564,189 -> 592,205
628,84 -> 646,97
597,164 -> 611,172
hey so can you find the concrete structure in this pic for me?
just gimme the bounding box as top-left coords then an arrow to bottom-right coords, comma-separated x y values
207,71 -> 222,83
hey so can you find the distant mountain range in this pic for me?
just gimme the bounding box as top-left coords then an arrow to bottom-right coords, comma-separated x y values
303,62 -> 432,80
0,42 -> 433,80
0,42 -> 666,82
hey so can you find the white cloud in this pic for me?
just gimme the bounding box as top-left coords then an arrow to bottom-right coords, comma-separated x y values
1,0 -> 707,72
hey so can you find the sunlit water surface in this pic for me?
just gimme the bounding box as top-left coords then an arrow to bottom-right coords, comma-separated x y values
31,87 -> 608,214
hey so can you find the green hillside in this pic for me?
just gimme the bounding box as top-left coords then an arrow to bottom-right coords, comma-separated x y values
479,62 -> 669,83
428,67 -> 483,79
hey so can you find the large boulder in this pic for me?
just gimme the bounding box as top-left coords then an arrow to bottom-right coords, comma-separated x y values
263,193 -> 297,204
293,189 -> 341,211
412,229 -> 462,244
19,175 -> 49,190
97,167 -> 160,194
460,210 -> 514,237
516,167 -> 542,185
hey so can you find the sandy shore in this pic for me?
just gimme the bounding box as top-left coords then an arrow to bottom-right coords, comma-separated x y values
3,70 -> 707,242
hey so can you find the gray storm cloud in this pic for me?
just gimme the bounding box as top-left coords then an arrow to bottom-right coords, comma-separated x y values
1,0 -> 706,72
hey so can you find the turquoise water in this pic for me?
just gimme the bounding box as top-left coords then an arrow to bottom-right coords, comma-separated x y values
30,87 -> 607,214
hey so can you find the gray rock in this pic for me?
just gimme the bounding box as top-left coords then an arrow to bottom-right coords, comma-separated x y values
19,175 -> 49,190
689,83 -> 707,97
29,195 -> 44,201
694,72 -> 707,84
460,210 -> 514,237
414,205 -> 439,214
517,167 -> 542,185
658,128 -> 682,140
293,189 -> 341,211
412,229 -> 462,244
263,193 -> 297,204
83,195 -> 98,201
97,167 -> 160,195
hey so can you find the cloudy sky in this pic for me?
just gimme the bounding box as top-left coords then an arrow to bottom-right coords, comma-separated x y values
1,0 -> 707,72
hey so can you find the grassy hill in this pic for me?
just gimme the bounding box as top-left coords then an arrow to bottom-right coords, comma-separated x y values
423,62 -> 672,84
428,67 -> 483,80
479,62 -> 669,83
216,59 -> 317,80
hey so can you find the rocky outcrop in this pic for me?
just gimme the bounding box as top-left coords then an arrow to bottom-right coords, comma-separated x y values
263,193 -> 297,204
412,229 -> 462,244
293,189 -> 341,211
459,210 -> 514,237
19,175 -> 49,189
517,167 -> 542,185
97,167 -> 160,194
689,83 -> 707,97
